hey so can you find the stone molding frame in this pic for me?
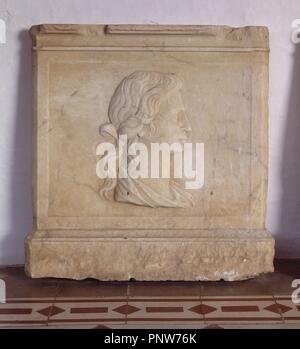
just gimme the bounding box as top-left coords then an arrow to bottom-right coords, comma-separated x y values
25,24 -> 274,281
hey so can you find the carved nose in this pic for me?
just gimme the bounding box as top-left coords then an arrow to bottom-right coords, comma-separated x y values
179,111 -> 192,132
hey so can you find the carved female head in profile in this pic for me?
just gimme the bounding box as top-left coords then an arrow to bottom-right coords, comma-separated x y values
99,71 -> 194,208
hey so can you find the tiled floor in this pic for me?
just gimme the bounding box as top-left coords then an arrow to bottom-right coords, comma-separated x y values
0,259 -> 299,329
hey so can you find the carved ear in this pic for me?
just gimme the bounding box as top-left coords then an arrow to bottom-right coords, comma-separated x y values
99,123 -> 118,140
119,117 -> 144,139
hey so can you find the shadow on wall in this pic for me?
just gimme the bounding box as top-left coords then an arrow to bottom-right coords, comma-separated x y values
279,44 -> 300,258
5,30 -> 32,264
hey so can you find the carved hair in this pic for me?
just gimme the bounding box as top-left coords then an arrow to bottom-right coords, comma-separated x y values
99,71 -> 182,199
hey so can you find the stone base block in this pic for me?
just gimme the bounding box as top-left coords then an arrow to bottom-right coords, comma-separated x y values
25,229 -> 275,281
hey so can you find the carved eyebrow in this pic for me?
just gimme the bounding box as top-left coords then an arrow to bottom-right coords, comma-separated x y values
170,107 -> 185,114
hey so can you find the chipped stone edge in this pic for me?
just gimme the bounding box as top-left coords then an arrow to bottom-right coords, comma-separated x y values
25,229 -> 275,281
29,24 -> 269,51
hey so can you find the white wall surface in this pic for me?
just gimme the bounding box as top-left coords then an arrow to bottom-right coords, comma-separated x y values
0,0 -> 300,264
